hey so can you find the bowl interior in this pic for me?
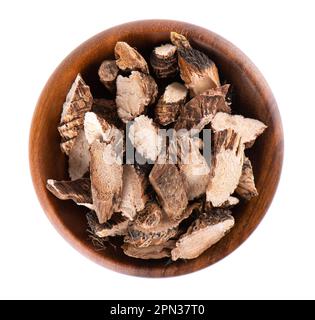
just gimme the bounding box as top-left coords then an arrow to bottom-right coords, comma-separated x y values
29,20 -> 283,277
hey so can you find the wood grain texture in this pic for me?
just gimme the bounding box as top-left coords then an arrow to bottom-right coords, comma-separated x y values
29,20 -> 284,277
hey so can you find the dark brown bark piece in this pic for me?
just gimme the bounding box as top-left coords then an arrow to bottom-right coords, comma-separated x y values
155,82 -> 188,126
98,60 -> 119,94
122,240 -> 176,259
46,177 -> 92,208
211,112 -> 267,148
170,32 -> 220,96
58,74 -> 93,155
92,99 -> 122,129
206,129 -> 244,207
174,85 -> 231,132
236,157 -> 258,200
115,41 -> 149,74
150,43 -> 178,78
149,164 -> 188,220
116,71 -> 158,122
90,140 -> 123,223
171,209 -> 235,260
86,211 -> 129,237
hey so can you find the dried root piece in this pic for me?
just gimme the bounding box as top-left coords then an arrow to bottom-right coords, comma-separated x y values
211,112 -> 267,148
86,211 -> 128,237
206,129 -> 244,207
171,209 -> 235,261
58,74 -> 93,155
149,164 -> 188,220
175,135 -> 210,200
170,32 -> 220,96
125,226 -> 178,248
205,196 -> 240,211
116,71 -> 158,122
175,85 -> 231,132
132,201 -> 200,233
122,240 -> 175,259
98,60 -> 119,94
150,44 -> 178,78
119,165 -> 149,220
90,140 -> 123,223
128,115 -> 162,161
68,129 -> 90,180
84,112 -> 124,163
236,157 -> 258,200
155,82 -> 188,126
222,196 -> 239,208
46,178 -> 92,209
115,41 -> 149,74
92,99 -> 121,129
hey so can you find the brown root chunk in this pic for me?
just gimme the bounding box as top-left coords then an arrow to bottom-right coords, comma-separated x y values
98,60 -> 119,94
211,112 -> 267,148
155,82 -> 187,126
68,129 -> 90,180
149,164 -> 188,220
119,165 -> 149,220
58,74 -> 93,155
150,44 -> 178,78
122,240 -> 176,259
175,135 -> 210,200
171,209 -> 235,260
174,85 -> 231,132
131,201 -> 200,234
115,41 -> 149,73
170,32 -> 220,96
92,99 -> 122,129
116,71 -> 158,122
128,115 -> 162,161
46,178 -> 92,209
86,211 -> 128,237
206,129 -> 244,207
90,140 -> 123,223
236,157 -> 258,200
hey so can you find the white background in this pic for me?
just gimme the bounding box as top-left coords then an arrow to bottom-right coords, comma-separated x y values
0,0 -> 314,300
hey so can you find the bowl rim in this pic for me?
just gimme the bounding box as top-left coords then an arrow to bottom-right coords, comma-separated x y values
29,19 -> 284,277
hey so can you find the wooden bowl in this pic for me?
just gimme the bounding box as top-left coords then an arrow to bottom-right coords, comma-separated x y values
29,20 -> 283,277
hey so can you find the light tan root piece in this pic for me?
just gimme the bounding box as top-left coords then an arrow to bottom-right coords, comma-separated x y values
175,135 -> 210,200
119,165 -> 149,220
206,129 -> 244,207
171,209 -> 235,260
90,140 -> 123,223
68,129 -> 90,180
211,112 -> 267,148
116,71 -> 158,122
128,115 -> 162,161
